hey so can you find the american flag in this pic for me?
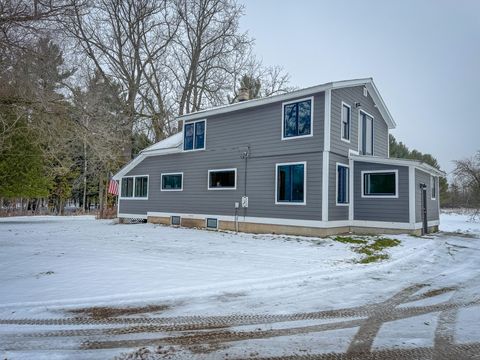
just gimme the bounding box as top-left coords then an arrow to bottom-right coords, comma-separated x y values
108,177 -> 119,195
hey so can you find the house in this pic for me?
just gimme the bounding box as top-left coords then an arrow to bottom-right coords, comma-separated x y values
113,78 -> 444,236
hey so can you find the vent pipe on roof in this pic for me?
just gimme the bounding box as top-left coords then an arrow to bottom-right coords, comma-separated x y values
237,87 -> 249,102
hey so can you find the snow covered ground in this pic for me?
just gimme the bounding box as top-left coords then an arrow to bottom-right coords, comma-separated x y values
0,213 -> 479,359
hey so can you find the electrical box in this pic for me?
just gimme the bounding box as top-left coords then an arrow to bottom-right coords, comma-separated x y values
234,202 -> 240,209
241,196 -> 249,208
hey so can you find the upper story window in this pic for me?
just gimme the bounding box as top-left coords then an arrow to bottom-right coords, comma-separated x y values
184,120 -> 205,151
360,111 -> 374,155
121,175 -> 148,199
282,98 -> 313,140
337,164 -> 349,205
208,168 -> 236,190
362,170 -> 398,198
276,162 -> 306,205
341,103 -> 351,142
431,176 -> 437,200
161,173 -> 183,191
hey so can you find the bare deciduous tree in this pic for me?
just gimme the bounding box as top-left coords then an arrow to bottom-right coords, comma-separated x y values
453,151 -> 480,217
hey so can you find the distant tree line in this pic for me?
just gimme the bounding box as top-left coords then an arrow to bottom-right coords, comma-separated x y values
0,0 -> 292,216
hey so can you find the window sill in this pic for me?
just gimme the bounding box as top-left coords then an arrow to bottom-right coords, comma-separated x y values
281,134 -> 313,141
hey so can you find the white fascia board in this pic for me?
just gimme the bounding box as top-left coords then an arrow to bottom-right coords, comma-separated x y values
364,82 -> 396,129
176,78 -> 386,123
350,155 -> 446,177
113,147 -> 181,181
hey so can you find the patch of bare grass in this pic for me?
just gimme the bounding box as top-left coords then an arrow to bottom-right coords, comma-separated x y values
69,304 -> 170,320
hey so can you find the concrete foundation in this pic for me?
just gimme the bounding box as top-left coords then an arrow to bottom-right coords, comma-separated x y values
144,215 -> 439,237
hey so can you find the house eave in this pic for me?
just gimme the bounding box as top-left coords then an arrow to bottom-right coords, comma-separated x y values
350,155 -> 446,177
177,78 -> 396,129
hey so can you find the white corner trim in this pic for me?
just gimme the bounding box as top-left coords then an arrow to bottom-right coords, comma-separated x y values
335,162 -> 350,206
119,175 -> 150,200
361,169 -> 399,199
281,96 -> 314,141
324,89 -> 331,152
322,152 -> 329,221
409,166 -> 416,225
160,172 -> 184,192
275,161 -> 307,205
349,158 -> 354,221
207,168 -> 237,190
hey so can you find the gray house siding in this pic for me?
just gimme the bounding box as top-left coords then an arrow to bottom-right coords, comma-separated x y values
120,92 -> 326,220
353,161 -> 409,223
330,86 -> 388,158
415,169 -> 440,222
328,152 -> 349,221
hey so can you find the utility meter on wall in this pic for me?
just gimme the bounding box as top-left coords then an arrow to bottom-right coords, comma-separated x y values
241,196 -> 249,208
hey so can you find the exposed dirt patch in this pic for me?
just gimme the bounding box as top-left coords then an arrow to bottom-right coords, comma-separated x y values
69,304 -> 170,320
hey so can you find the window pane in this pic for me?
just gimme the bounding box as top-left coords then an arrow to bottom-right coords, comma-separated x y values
209,170 -> 235,188
162,174 -> 182,190
291,164 -> 305,202
121,178 -> 133,197
364,173 -> 395,195
297,100 -> 311,136
184,123 -> 194,150
195,121 -> 205,149
342,105 -> 350,140
284,103 -> 297,138
277,166 -> 291,201
277,164 -> 304,203
365,115 -> 373,155
337,166 -> 349,203
135,176 -> 148,197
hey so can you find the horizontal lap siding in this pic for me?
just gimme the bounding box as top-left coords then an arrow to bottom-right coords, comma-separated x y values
329,152 -> 349,220
331,86 -> 388,158
354,162 -> 409,223
121,92 -> 325,220
415,169 -> 440,222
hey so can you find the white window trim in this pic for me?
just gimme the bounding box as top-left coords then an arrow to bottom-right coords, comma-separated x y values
183,119 -> 207,152
340,102 -> 351,143
431,176 -> 437,200
160,172 -> 183,192
208,168 -> 237,190
336,163 -> 349,206
275,161 -> 307,205
119,175 -> 149,200
281,96 -> 314,141
361,169 -> 398,199
358,109 -> 375,156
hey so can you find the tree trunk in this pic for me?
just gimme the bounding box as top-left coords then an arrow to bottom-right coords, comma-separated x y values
99,176 -> 105,219
83,136 -> 87,213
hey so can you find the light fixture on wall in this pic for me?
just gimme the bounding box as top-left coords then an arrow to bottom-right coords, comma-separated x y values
355,102 -> 361,108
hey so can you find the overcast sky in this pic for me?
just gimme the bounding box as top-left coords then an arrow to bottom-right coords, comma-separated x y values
240,0 -> 479,176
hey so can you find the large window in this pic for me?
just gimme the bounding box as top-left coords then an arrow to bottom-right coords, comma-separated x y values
341,103 -> 351,142
184,120 -> 205,151
337,164 -> 349,205
208,169 -> 236,190
431,176 -> 437,200
121,176 -> 149,199
161,173 -> 183,191
282,98 -> 313,139
360,111 -> 374,155
276,162 -> 306,204
362,171 -> 397,198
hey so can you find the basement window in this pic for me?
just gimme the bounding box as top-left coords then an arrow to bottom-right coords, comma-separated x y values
362,171 -> 398,198
206,218 -> 218,229
208,169 -> 236,190
171,216 -> 181,226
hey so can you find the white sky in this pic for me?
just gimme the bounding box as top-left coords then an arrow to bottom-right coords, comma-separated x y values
240,0 -> 480,175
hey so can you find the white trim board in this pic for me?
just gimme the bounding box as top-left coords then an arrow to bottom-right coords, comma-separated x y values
118,213 -> 148,220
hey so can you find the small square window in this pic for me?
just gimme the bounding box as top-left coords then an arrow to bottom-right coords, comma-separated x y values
184,120 -> 205,151
171,216 -> 181,226
206,218 -> 218,229
282,98 -> 313,139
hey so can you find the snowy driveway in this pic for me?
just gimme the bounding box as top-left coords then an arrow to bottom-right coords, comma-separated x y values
0,214 -> 479,359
